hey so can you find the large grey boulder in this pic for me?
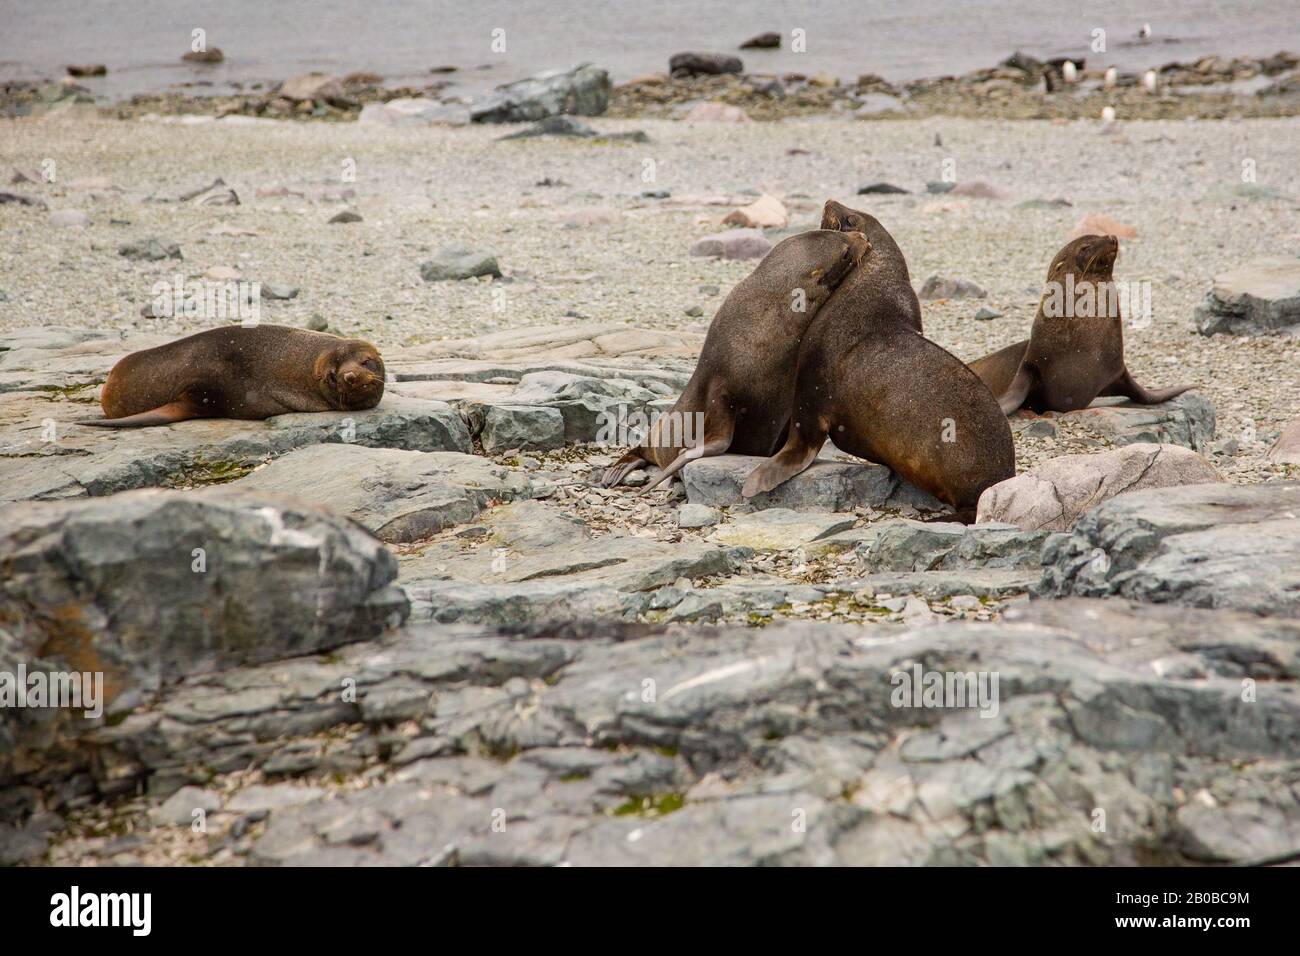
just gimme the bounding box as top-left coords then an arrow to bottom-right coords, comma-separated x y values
1193,257 -> 1300,335
689,228 -> 772,260
0,489 -> 407,791
976,443 -> 1222,531
1038,481 -> 1300,616
470,64 -> 611,124
230,445 -> 532,542
682,453 -> 947,513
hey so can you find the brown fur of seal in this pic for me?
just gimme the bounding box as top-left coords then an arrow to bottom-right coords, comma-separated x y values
741,201 -> 1015,516
602,228 -> 871,488
969,234 -> 1192,415
819,199 -> 923,333
84,325 -> 385,428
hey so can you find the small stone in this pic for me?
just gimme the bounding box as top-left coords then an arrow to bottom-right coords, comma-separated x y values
858,183 -> 910,195
421,245 -> 502,281
119,237 -> 182,261
306,314 -> 329,331
974,306 -> 1003,320
919,275 -> 986,299
684,305 -> 704,317
690,228 -> 772,260
328,210 -> 363,224
678,504 -> 721,529
261,283 -> 300,300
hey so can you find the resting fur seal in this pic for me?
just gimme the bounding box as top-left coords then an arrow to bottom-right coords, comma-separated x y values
602,228 -> 871,488
969,234 -> 1192,415
819,199 -> 922,332
84,325 -> 385,428
741,201 -> 1015,515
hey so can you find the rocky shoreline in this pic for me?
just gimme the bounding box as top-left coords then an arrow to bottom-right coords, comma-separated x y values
5,49 -> 1300,124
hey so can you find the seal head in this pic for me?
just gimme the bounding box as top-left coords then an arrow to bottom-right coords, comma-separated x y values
318,341 -> 386,411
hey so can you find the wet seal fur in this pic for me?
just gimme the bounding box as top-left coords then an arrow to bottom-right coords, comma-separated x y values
742,200 -> 1015,516
969,234 -> 1192,415
602,228 -> 871,488
84,325 -> 385,428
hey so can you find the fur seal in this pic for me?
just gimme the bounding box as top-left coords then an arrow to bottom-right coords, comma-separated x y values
819,199 -> 923,332
968,234 -> 1192,415
602,228 -> 871,488
741,201 -> 1015,515
84,325 -> 385,428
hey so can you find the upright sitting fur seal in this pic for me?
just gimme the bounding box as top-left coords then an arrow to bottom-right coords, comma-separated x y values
602,228 -> 871,488
742,201 -> 1015,515
819,199 -> 922,333
84,325 -> 385,428
968,234 -> 1192,415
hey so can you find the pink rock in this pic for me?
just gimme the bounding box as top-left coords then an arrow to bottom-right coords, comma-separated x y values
1071,213 -> 1138,240
976,444 -> 1221,531
690,228 -> 773,260
1268,419 -> 1300,464
721,193 -> 788,229
950,181 -> 1008,199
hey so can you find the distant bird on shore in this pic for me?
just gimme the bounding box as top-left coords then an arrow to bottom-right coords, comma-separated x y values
1142,69 -> 1158,94
1101,105 -> 1117,123
1062,61 -> 1078,83
1104,66 -> 1117,89
1137,23 -> 1152,41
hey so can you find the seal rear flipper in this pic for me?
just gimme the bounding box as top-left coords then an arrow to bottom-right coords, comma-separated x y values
638,411 -> 737,493
741,437 -> 822,498
602,449 -> 649,487
78,401 -> 198,428
997,364 -> 1036,416
1102,368 -> 1193,405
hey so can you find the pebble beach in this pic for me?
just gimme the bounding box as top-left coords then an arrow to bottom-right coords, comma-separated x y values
4,38 -> 1300,873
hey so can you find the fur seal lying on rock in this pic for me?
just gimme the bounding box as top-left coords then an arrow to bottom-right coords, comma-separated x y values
742,202 -> 1015,515
83,325 -> 385,428
969,234 -> 1192,415
602,228 -> 871,488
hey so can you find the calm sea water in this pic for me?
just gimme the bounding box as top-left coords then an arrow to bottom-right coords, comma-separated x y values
1,0 -> 1298,101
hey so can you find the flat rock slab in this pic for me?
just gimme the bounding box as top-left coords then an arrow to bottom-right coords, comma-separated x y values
860,519 -> 1058,572
1193,256 -> 1300,335
1052,392 -> 1215,450
710,508 -> 857,551
45,598 -> 1297,866
682,453 -> 948,514
400,500 -> 745,624
977,443 -> 1222,531
1039,480 -> 1300,617
1,392 -> 472,503
848,568 -> 1038,600
390,322 -> 703,364
230,445 -> 532,542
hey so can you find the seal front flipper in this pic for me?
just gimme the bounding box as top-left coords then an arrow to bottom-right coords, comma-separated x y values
1101,367 -> 1193,405
741,434 -> 823,498
78,400 -> 199,428
602,449 -> 649,487
997,364 -> 1036,416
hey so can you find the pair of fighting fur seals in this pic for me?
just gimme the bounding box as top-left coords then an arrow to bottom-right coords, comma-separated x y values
742,201 -> 1015,512
605,199 -> 1015,515
82,325 -> 386,428
602,226 -> 872,489
968,233 -> 1192,414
